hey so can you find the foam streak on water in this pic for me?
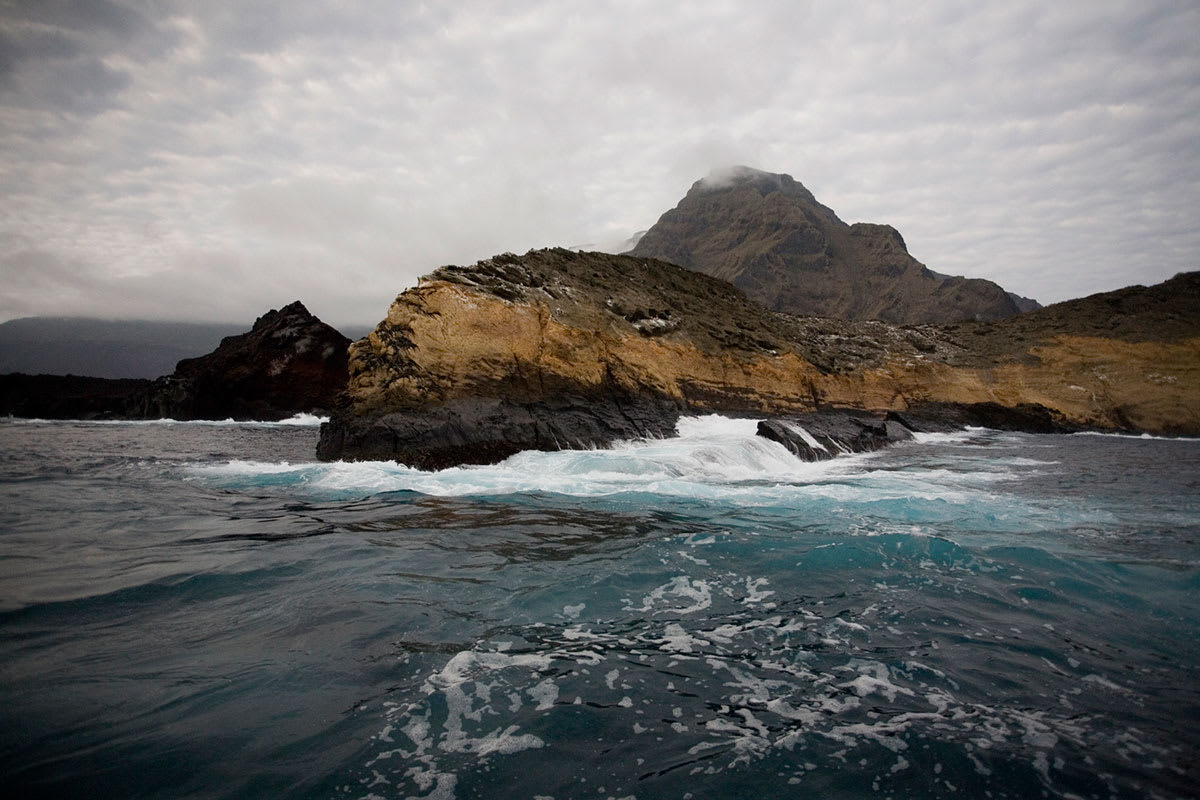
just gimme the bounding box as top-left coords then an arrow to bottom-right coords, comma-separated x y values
0,416 -> 1198,799
4,412 -> 328,427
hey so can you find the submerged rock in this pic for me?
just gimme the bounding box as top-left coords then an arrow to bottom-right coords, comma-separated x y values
318,249 -> 1199,466
756,412 -> 913,461
889,402 -> 1075,435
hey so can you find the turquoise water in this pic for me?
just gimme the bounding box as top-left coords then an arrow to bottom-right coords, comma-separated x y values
1,416 -> 1197,799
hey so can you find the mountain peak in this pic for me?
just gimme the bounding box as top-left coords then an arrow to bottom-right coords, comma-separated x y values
250,300 -> 316,332
631,169 -> 1029,325
694,166 -> 818,203
697,165 -> 784,189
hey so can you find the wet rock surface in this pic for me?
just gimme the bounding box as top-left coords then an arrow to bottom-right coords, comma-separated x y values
317,392 -> 683,470
756,411 -> 912,461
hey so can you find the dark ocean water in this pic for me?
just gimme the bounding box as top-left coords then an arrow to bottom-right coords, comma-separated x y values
1,415 -> 1197,800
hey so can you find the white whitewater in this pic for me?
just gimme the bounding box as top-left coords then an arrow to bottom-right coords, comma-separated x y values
185,414 -> 1022,510
3,413 -> 328,427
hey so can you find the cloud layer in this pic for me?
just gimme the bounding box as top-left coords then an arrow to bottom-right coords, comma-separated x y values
2,0 -> 1197,325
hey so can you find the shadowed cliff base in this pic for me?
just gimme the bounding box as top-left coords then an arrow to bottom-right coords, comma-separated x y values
318,249 -> 1198,466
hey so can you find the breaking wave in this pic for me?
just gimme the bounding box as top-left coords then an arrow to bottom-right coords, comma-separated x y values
185,415 -> 1011,505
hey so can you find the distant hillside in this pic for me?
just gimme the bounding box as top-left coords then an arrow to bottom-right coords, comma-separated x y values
630,166 -> 1035,325
1007,293 -> 1042,314
941,271 -> 1200,362
926,268 -> 1042,314
0,317 -> 373,379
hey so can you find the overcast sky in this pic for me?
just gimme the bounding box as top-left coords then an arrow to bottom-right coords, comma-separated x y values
1,0 -> 1197,326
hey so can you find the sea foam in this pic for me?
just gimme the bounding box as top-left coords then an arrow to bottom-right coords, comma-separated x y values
3,413 -> 328,427
185,414 -> 873,502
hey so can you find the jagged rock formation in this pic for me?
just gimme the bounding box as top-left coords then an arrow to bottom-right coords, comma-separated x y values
757,412 -> 914,461
139,301 -> 350,420
1,302 -> 352,421
317,249 -> 1199,466
629,167 -> 1034,324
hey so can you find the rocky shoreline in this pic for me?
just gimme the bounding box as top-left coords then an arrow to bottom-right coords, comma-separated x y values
316,392 -> 684,470
316,398 -> 1085,470
5,253 -> 1195,468
316,249 -> 1197,467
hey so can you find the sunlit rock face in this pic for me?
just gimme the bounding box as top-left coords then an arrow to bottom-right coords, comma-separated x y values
316,248 -> 1199,466
630,166 -> 1033,324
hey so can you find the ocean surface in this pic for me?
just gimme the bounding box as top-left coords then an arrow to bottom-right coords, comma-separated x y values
1,415 -> 1197,800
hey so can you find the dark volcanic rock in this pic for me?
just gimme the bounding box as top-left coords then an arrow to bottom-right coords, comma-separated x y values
139,301 -> 350,421
629,166 -> 1029,324
757,411 -> 913,461
2,304 -> 358,422
755,404 -> 1075,463
318,392 -> 683,470
0,374 -> 151,420
887,402 -> 1077,435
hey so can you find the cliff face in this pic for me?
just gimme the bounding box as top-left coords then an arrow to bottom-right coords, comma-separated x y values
629,167 -> 1032,324
141,301 -> 351,421
318,249 -> 1199,466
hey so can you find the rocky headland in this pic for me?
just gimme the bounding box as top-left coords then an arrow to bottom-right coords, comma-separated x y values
1,301 -> 351,421
630,167 -> 1037,324
137,301 -> 350,421
317,249 -> 1199,467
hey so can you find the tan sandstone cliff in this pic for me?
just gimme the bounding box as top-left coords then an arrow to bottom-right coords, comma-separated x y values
317,250 -> 1198,465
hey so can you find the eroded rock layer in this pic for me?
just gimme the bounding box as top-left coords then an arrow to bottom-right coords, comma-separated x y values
318,249 -> 1199,466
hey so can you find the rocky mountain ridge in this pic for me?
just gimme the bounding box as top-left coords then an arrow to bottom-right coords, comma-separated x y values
630,167 -> 1034,324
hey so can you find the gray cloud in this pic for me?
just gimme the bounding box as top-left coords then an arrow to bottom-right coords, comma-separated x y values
1,0 -> 1197,326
